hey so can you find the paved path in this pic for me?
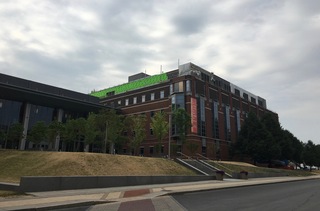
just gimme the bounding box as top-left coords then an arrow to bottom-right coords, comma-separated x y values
0,175 -> 319,211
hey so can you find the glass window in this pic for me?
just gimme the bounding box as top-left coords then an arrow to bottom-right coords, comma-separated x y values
172,94 -> 184,109
125,99 -> 129,106
151,93 -> 155,101
243,93 -> 248,100
160,90 -> 164,99
179,81 -> 184,92
186,80 -> 191,92
133,97 -> 137,104
173,81 -> 184,92
118,100 -> 121,105
142,95 -> 146,102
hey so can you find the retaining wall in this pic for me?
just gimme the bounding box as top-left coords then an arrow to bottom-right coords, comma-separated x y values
0,182 -> 19,192
19,175 -> 215,192
232,172 -> 289,179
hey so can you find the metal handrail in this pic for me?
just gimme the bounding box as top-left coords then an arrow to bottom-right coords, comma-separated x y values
195,153 -> 233,174
177,151 -> 193,160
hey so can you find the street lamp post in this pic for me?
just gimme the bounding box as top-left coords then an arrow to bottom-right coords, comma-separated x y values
168,113 -> 171,159
104,120 -> 108,153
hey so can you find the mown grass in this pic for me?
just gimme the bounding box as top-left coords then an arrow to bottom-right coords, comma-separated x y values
208,161 -> 313,177
0,190 -> 26,198
0,150 -> 197,183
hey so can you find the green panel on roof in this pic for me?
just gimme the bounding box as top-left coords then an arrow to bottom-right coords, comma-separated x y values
90,73 -> 168,98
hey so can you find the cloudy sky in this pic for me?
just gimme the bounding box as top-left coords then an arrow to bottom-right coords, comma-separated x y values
0,0 -> 319,144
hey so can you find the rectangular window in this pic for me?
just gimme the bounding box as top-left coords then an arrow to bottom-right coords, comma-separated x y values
125,99 -> 129,106
160,90 -> 164,99
133,97 -> 137,104
151,93 -> 155,100
235,89 -> 240,96
179,81 -> 184,92
251,97 -> 256,104
243,93 -> 248,100
235,110 -> 241,132
225,106 -> 231,141
150,128 -> 153,135
173,82 -> 184,92
149,146 -> 154,154
142,95 -> 146,102
186,80 -> 191,92
118,100 -> 121,105
150,111 -> 155,117
232,98 -> 240,109
213,101 -> 219,139
222,93 -> 230,105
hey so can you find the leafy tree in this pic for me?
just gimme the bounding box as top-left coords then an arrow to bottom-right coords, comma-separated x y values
94,109 -> 126,153
47,120 -> 64,151
28,121 -> 48,149
302,140 -> 317,171
105,109 -> 126,154
282,129 -> 303,163
150,111 -> 169,154
128,114 -> 146,155
63,118 -> 86,152
0,129 -> 5,148
6,123 -> 24,149
172,108 -> 191,144
315,145 -> 320,170
235,112 -> 280,163
83,112 -> 99,152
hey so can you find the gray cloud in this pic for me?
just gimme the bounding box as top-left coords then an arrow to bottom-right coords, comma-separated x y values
0,0 -> 319,144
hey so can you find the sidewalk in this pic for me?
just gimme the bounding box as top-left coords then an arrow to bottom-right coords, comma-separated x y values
1,175 -> 320,211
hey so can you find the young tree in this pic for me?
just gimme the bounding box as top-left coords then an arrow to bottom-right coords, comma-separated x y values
150,111 -> 169,155
0,129 -> 6,148
83,112 -> 99,152
129,114 -> 146,155
172,108 -> 192,145
28,121 -> 48,150
94,109 -> 126,153
6,123 -> 24,149
47,120 -> 64,151
63,118 -> 86,152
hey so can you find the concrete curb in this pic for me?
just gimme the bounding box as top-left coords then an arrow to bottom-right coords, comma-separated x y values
166,176 -> 320,196
1,175 -> 319,211
1,200 -> 110,211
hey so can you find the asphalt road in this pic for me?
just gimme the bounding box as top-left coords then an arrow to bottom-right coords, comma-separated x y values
172,179 -> 320,211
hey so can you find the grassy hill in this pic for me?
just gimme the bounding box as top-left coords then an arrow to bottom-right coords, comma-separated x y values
0,150 -> 197,183
0,150 -> 313,184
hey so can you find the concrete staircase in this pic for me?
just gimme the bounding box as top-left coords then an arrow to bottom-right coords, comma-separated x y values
175,152 -> 233,178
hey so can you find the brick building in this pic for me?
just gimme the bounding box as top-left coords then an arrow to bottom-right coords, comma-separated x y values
92,63 -> 277,160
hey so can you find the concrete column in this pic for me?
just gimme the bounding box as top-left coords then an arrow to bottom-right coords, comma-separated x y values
20,103 -> 31,150
54,109 -> 63,151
